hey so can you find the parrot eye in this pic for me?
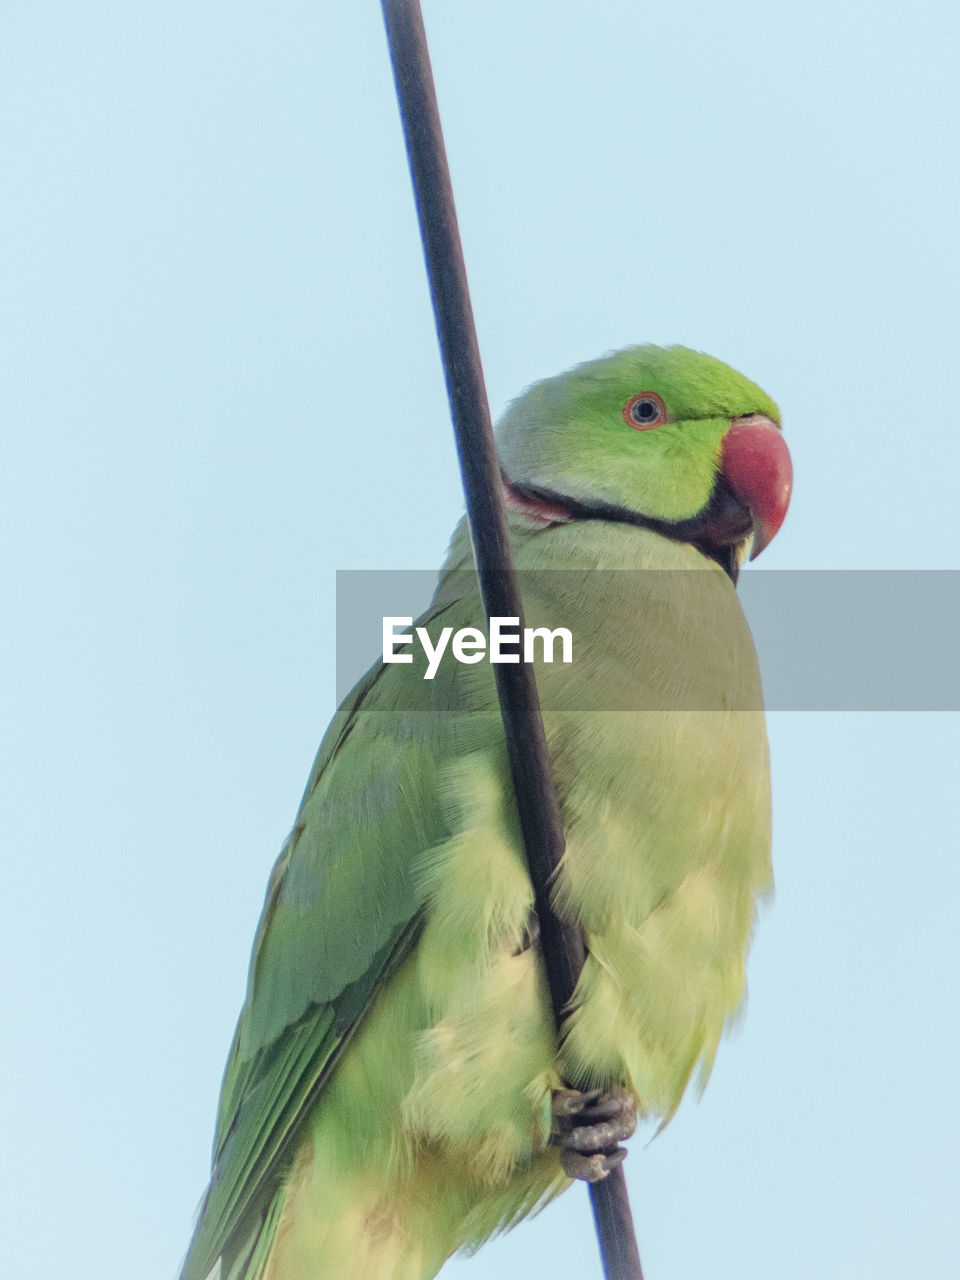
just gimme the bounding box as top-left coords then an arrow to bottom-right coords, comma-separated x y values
623,391 -> 668,430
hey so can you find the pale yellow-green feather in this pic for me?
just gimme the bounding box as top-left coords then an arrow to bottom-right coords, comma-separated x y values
253,516 -> 770,1278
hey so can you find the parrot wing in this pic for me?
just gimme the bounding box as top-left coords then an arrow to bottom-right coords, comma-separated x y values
181,597 -> 464,1280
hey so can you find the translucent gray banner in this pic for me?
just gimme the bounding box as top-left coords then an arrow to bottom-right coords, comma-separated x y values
336,570 -> 960,711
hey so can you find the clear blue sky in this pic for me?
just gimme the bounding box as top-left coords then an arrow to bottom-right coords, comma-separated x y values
1,3 -> 957,1278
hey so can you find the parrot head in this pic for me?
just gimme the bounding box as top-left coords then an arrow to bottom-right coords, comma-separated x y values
497,345 -> 792,580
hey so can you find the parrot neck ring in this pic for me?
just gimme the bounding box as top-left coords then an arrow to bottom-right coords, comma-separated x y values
501,468 -> 754,583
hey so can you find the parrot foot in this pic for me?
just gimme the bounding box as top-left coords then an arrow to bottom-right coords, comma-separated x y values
550,1088 -> 637,1183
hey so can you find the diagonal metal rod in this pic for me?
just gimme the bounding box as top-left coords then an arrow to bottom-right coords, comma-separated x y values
379,4 -> 644,1277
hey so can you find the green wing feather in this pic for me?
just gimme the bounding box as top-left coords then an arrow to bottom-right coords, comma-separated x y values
181,600 -> 463,1280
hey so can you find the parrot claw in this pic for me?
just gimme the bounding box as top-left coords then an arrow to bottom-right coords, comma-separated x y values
550,1088 -> 637,1181
559,1145 -> 628,1183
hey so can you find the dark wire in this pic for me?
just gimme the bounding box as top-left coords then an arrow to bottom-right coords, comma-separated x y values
379,4 -> 644,1277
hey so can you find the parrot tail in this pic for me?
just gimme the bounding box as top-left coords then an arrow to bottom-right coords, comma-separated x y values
183,1188 -> 285,1280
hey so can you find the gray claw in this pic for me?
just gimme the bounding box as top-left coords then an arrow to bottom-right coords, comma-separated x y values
560,1145 -> 628,1183
550,1087 -> 638,1182
575,1089 -> 636,1124
560,1112 -> 637,1151
551,1087 -> 603,1119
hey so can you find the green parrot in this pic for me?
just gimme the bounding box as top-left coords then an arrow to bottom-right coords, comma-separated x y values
180,344 -> 792,1280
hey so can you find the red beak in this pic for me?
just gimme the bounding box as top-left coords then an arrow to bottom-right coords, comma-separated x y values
720,415 -> 793,559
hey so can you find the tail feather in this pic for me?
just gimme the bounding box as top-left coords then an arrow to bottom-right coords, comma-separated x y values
183,1187 -> 285,1280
